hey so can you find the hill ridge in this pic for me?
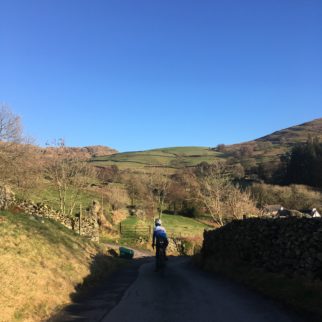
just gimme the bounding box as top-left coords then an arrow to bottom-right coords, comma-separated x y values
90,117 -> 322,170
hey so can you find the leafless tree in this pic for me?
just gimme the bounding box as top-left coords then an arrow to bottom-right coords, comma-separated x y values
190,162 -> 258,226
122,172 -> 148,207
103,184 -> 130,211
97,165 -> 119,184
0,105 -> 40,189
225,185 -> 258,220
45,142 -> 96,216
0,105 -> 23,177
216,144 -> 227,152
0,105 -> 22,143
145,168 -> 171,218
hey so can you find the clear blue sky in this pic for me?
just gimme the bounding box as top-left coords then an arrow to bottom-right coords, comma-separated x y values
0,0 -> 321,152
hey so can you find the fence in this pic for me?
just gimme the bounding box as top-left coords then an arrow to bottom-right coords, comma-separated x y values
119,223 -> 195,241
119,223 -> 152,241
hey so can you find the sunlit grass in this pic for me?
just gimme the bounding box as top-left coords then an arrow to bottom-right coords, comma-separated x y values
121,213 -> 209,238
0,211 -> 119,322
91,146 -> 224,170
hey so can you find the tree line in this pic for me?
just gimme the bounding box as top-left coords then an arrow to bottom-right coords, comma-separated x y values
0,105 -> 259,226
282,136 -> 322,188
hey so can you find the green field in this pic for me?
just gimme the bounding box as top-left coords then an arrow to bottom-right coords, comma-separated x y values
91,118 -> 322,171
121,213 -> 210,238
23,184 -> 108,216
91,146 -> 225,170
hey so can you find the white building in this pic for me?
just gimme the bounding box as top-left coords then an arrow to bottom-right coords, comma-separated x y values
312,208 -> 321,218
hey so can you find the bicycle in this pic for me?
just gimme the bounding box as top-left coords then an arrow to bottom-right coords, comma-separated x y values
155,241 -> 167,272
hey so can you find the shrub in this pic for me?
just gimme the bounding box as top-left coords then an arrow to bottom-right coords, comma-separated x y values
251,183 -> 322,212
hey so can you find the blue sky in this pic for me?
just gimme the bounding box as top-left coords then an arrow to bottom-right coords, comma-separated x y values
0,0 -> 321,152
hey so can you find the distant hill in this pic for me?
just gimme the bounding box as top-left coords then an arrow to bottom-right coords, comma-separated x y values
41,145 -> 118,159
221,118 -> 322,165
256,118 -> 322,145
91,146 -> 224,170
91,118 -> 322,170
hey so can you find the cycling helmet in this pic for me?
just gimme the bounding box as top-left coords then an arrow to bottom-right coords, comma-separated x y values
155,218 -> 162,226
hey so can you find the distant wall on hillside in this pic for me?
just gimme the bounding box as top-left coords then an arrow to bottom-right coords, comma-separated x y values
202,218 -> 322,279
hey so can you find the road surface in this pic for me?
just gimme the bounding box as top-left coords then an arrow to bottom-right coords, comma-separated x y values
102,258 -> 304,322
53,257 -> 305,322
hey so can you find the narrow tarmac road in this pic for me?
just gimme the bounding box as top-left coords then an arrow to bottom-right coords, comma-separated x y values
102,257 -> 304,322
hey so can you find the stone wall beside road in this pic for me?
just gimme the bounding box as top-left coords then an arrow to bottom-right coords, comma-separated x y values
202,217 -> 322,279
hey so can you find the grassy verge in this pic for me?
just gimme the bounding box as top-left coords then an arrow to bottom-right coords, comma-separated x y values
0,211 -> 121,322
199,257 -> 322,322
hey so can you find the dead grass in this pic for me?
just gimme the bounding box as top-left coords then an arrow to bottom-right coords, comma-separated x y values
0,211 -> 119,322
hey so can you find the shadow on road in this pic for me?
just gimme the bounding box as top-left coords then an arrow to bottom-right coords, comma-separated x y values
47,253 -> 154,322
47,254 -> 308,322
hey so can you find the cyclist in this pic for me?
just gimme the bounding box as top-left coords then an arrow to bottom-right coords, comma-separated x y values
152,218 -> 169,270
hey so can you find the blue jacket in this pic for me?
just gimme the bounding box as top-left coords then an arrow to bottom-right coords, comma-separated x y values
152,226 -> 168,247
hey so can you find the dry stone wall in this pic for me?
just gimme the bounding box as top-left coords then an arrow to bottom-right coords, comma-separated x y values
0,186 -> 15,210
202,218 -> 322,279
16,200 -> 100,242
0,186 -> 100,242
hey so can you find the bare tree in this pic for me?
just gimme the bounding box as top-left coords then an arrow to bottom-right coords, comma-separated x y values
97,165 -> 119,184
0,105 -> 40,189
0,105 -> 22,143
166,180 -> 189,214
190,162 -> 258,226
0,105 -> 23,178
146,168 -> 171,218
190,162 -> 230,226
103,184 -> 130,211
216,144 -> 227,152
122,172 -> 148,207
225,185 -> 258,220
45,142 -> 96,216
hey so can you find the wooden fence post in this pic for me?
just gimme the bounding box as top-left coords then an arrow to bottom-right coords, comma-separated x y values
148,225 -> 152,241
79,204 -> 82,235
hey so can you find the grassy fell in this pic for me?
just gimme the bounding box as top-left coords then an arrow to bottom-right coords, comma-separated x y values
256,118 -> 322,145
0,211 -> 119,322
90,118 -> 322,171
91,146 -> 224,170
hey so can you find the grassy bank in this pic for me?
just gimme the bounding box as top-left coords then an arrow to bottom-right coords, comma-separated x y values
0,211 -> 120,322
20,183 -> 105,215
200,257 -> 322,322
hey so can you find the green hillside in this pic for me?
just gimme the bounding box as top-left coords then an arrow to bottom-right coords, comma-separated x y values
91,146 -> 225,169
91,118 -> 322,170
